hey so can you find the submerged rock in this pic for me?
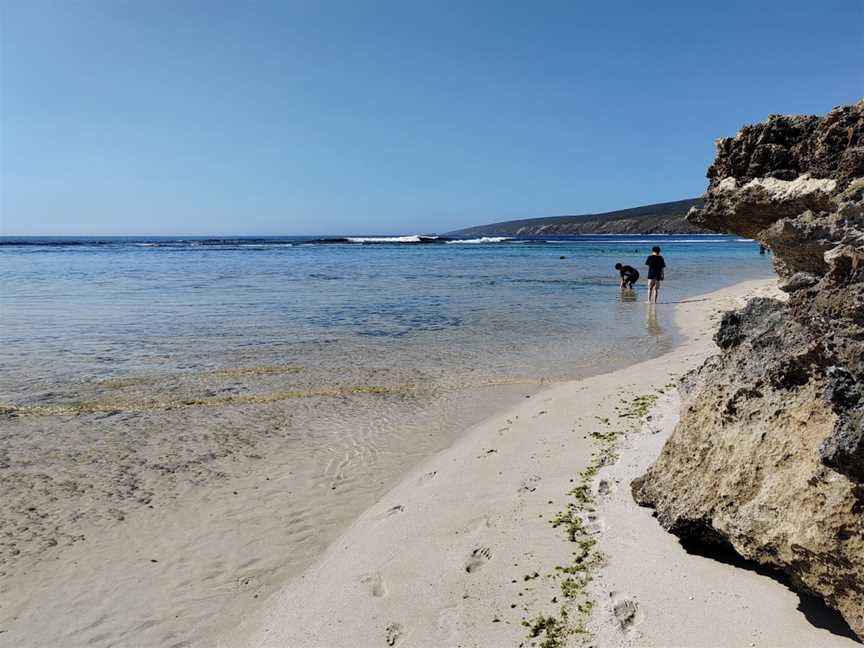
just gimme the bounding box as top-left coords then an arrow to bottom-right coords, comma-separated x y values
633,101 -> 864,638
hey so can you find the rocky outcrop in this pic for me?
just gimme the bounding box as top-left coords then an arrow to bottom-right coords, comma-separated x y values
633,101 -> 864,639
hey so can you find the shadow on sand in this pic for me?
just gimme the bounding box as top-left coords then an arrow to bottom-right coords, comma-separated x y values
679,537 -> 861,643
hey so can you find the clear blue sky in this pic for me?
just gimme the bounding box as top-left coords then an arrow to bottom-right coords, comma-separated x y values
1,0 -> 861,236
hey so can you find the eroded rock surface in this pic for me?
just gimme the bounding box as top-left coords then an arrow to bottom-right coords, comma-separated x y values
633,101 -> 864,638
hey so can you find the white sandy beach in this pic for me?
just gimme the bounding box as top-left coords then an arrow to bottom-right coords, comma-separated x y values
6,5 -> 862,646
219,278 -> 859,648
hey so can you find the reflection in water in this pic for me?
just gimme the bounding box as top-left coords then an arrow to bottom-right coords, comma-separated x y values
619,287 -> 638,302
647,304 -> 663,336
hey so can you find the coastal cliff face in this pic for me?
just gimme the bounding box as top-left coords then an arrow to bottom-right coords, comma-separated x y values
633,101 -> 864,638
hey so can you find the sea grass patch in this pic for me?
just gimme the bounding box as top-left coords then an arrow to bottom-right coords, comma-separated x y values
522,393 -> 657,646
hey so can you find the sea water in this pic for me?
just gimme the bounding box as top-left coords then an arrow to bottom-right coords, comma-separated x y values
0,234 -> 773,646
0,234 -> 772,392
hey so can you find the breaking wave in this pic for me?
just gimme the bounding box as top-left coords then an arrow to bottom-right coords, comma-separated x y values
446,237 -> 512,244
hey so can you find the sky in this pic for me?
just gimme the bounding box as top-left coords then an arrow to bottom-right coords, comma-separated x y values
1,0 -> 862,236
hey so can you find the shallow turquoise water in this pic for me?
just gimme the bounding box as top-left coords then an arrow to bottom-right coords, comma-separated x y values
0,234 -> 773,395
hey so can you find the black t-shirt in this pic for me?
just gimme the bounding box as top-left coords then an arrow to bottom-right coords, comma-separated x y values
619,265 -> 639,281
645,254 -> 666,280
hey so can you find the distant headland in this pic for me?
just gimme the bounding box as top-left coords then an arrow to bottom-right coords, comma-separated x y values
449,197 -> 707,236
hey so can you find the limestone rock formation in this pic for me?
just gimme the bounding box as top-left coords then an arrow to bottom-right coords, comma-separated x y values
633,101 -> 864,639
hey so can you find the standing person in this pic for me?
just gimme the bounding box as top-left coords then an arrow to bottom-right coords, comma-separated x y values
645,246 -> 666,303
614,263 -> 639,289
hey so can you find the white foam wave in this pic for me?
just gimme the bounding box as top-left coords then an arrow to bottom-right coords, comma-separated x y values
447,237 -> 512,244
347,236 -> 433,243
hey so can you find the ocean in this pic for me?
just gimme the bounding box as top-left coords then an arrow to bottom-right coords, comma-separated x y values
0,234 -> 773,646
0,234 -> 772,392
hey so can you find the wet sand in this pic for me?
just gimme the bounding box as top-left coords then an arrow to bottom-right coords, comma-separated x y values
0,369 -> 539,647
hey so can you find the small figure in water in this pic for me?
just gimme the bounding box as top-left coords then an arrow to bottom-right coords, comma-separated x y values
645,246 -> 666,303
615,262 -> 640,289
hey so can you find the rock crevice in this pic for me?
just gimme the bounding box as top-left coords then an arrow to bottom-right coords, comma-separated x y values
633,101 -> 864,639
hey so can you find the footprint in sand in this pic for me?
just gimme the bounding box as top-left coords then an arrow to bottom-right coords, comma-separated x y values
582,512 -> 606,535
418,471 -> 437,485
435,605 -> 460,639
465,547 -> 492,573
610,592 -> 643,631
376,504 -> 405,520
464,515 -> 491,535
385,623 -> 402,646
597,479 -> 613,496
360,572 -> 387,597
235,574 -> 262,591
518,475 -> 540,493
